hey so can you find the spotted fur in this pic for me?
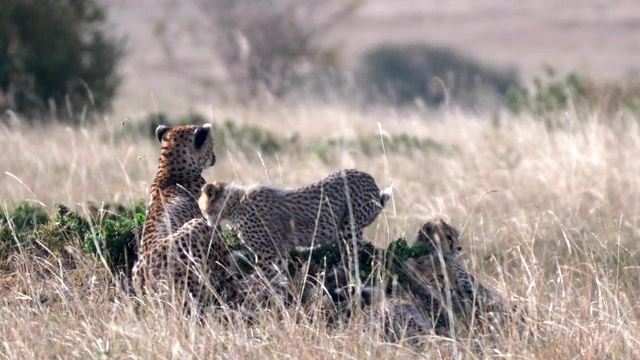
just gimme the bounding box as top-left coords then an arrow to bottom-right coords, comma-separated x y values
406,219 -> 521,336
414,218 -> 462,258
369,295 -> 435,343
198,169 -> 391,282
131,124 -> 230,310
408,254 -> 514,324
308,265 -> 436,344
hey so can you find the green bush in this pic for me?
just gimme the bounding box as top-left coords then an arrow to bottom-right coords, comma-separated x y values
0,201 -> 144,274
0,0 -> 125,123
357,44 -> 520,108
1,201 -> 49,232
83,212 -> 144,274
308,133 -> 450,163
32,204 -> 92,256
0,202 -> 49,261
0,199 -> 447,288
284,236 -> 438,285
507,66 -> 640,121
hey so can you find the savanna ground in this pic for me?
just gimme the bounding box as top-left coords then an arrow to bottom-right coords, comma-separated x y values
1,105 -> 640,358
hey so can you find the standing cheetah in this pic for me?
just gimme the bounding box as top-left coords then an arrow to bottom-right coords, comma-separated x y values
198,169 -> 391,283
131,124 -> 231,312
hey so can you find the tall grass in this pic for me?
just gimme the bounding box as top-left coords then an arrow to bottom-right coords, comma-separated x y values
1,105 -> 639,358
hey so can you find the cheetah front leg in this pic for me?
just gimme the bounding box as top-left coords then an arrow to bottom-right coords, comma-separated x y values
236,226 -> 293,294
338,217 -> 365,279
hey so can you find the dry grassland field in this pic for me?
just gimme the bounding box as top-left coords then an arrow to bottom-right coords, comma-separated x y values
2,108 -> 640,358
1,1 -> 640,359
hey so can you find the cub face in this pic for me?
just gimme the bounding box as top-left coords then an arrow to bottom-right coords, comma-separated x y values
198,181 -> 227,226
414,218 -> 462,258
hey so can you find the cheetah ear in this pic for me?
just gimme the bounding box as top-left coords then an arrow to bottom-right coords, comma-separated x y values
420,220 -> 435,237
419,220 -> 442,246
202,181 -> 226,200
155,125 -> 171,143
194,124 -> 212,150
212,181 -> 226,199
202,182 -> 217,200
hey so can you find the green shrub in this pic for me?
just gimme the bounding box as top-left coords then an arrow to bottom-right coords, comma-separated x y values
0,201 -> 49,261
1,201 -> 49,232
0,198 -> 448,286
0,201 -> 145,274
84,201 -> 145,273
83,212 -> 144,274
507,66 -> 640,121
30,204 -> 92,255
308,133 -> 450,163
0,0 -> 125,123
357,44 -> 520,108
507,67 -> 586,117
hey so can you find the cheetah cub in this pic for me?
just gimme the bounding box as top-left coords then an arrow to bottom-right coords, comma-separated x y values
413,218 -> 462,258
406,219 -> 524,337
198,169 -> 392,282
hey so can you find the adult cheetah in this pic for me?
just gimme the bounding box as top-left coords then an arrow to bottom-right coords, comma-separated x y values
198,169 -> 392,283
131,124 -> 231,312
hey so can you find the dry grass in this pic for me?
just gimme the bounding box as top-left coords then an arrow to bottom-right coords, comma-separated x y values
1,105 -> 640,358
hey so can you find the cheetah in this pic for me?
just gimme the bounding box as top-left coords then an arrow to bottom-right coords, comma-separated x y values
408,255 -> 509,316
413,218 -> 462,258
405,220 -> 526,338
369,294 -> 436,344
131,124 -> 231,312
306,264 -> 437,344
300,218 -> 463,338
198,169 -> 391,284
398,218 -> 468,335
406,254 -> 533,350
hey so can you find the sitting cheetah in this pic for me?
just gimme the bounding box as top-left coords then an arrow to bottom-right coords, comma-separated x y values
406,254 -> 532,350
198,169 -> 391,283
406,219 -> 522,336
131,124 -> 231,312
413,218 -> 462,258
396,218 -> 467,336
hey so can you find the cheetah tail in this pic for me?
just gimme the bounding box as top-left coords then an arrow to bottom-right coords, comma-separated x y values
379,185 -> 393,208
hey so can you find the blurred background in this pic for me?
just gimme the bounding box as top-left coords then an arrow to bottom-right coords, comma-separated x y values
3,0 -> 640,124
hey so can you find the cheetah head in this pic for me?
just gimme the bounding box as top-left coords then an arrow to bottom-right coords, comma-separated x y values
414,218 -> 462,258
155,123 -> 216,175
198,181 -> 229,227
